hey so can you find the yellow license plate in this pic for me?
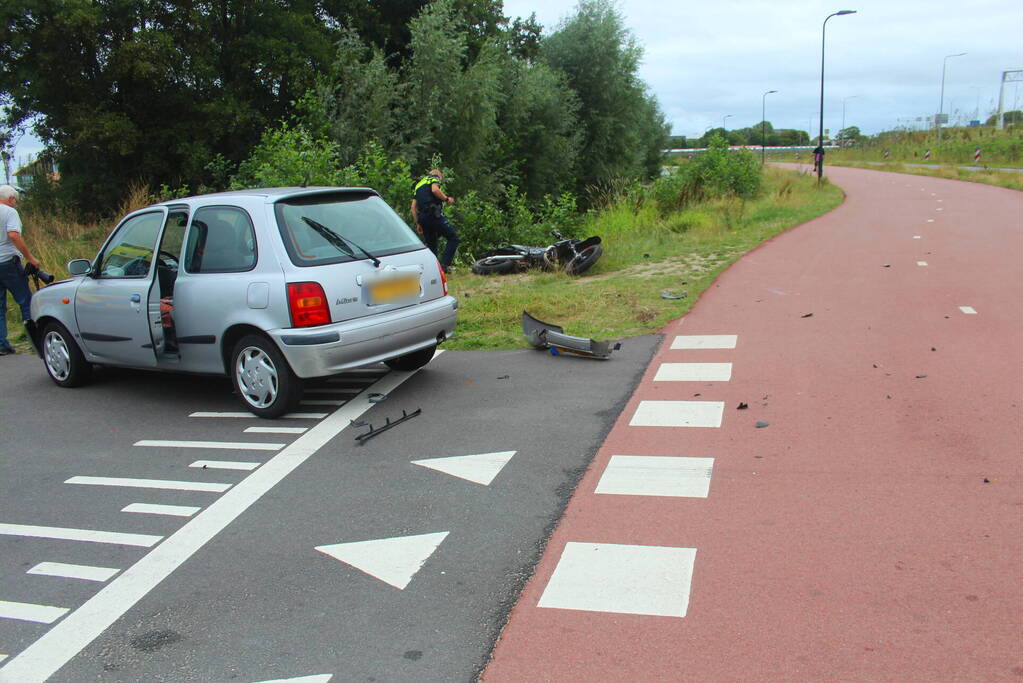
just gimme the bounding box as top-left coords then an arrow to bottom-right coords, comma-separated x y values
370,275 -> 420,304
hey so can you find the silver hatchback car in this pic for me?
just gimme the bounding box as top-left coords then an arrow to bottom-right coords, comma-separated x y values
29,187 -> 458,417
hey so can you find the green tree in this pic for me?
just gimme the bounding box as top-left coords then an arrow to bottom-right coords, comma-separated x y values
540,0 -> 669,195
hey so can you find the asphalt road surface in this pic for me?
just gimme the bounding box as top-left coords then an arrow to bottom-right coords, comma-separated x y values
0,336 -> 658,682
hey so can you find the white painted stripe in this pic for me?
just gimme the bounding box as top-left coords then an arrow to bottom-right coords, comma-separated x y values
245,426 -> 307,434
253,676 -> 334,683
304,388 -> 361,394
0,523 -> 161,547
670,335 -> 737,350
300,400 -> 346,406
0,654 -> 6,664
0,361 -> 430,682
122,503 -> 201,518
27,562 -> 120,583
913,235 -> 922,239
188,412 -> 327,419
653,362 -> 732,382
630,401 -> 724,428
134,440 -> 284,451
0,601 -> 69,625
959,306 -> 978,315
927,219 -> 935,222
66,476 -> 231,493
917,261 -> 928,266
189,460 -> 260,471
595,456 -> 714,498
538,543 -> 696,617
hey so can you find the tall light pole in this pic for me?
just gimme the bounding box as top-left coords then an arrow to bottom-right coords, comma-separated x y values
937,52 -> 966,138
722,114 -> 733,134
818,9 -> 856,181
761,90 -> 777,164
841,95 -> 858,137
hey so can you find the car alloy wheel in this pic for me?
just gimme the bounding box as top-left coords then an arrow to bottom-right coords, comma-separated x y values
43,330 -> 71,381
236,345 -> 280,409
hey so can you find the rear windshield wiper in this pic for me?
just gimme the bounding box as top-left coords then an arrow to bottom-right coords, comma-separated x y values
301,216 -> 381,267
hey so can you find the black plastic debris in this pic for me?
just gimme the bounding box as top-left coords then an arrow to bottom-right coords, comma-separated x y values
367,392 -> 388,403
737,402 -> 749,410
983,478 -> 991,483
497,375 -> 510,380
355,408 -> 422,444
755,421 -> 770,428
801,313 -> 814,318
660,291 -> 687,300
882,264 -> 891,268
915,374 -> 928,379
522,311 -> 620,359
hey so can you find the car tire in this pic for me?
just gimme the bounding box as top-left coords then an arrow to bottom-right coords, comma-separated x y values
565,244 -> 603,275
41,321 -> 93,388
231,334 -> 302,418
384,345 -> 436,372
471,257 -> 517,275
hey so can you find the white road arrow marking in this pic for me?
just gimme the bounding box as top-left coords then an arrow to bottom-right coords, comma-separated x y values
410,451 -> 516,486
252,675 -> 333,683
315,532 -> 449,590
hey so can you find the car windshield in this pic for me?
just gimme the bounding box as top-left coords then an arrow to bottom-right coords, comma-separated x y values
275,192 -> 423,266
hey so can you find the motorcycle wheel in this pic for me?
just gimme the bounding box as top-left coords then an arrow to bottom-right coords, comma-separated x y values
565,244 -> 603,275
471,257 -> 517,275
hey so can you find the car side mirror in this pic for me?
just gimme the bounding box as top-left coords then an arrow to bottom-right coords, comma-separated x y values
67,259 -> 93,277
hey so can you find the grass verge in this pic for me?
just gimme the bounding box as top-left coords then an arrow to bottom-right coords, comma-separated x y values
826,161 -> 1023,193
3,169 -> 843,354
446,167 -> 843,350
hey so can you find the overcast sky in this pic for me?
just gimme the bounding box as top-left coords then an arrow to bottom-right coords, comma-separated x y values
9,0 -> 1022,161
504,0 -> 1023,140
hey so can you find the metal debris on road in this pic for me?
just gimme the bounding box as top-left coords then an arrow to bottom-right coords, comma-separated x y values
755,421 -> 770,428
522,311 -> 620,359
801,313 -> 814,318
660,291 -> 687,300
354,408 -> 422,444
367,393 -> 388,403
737,402 -> 749,410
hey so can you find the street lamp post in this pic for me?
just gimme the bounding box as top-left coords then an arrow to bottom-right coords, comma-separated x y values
818,10 -> 856,181
761,90 -> 777,164
938,52 -> 967,138
722,114 -> 733,134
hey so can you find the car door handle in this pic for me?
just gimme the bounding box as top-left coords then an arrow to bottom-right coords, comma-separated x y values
131,294 -> 141,303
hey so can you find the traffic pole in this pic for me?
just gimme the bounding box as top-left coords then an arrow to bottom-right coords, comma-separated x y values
974,147 -> 981,164
924,149 -> 931,161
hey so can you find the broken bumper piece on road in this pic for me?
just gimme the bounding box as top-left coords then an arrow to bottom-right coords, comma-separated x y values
522,311 -> 620,360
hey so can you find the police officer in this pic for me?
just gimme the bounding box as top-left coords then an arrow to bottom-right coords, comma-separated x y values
411,168 -> 459,273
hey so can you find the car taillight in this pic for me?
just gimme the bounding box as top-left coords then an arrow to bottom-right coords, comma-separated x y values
438,261 -> 448,296
287,282 -> 331,327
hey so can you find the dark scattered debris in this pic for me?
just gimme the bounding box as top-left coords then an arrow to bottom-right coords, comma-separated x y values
915,374 -> 928,379
882,264 -> 891,268
693,393 -> 701,397
497,375 -> 510,380
801,313 -> 814,318
367,392 -> 388,403
983,478 -> 991,483
931,347 -> 937,352
755,421 -> 770,428
737,402 -> 749,410
355,408 -> 422,444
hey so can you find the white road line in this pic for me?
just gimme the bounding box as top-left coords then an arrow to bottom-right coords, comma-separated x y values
537,543 -> 696,618
653,362 -> 732,382
134,440 -> 284,451
629,401 -> 725,428
189,460 -> 260,471
304,388 -> 361,394
300,400 -> 346,406
245,426 -> 307,435
188,412 -> 328,419
122,503 -> 201,518
0,364 -> 428,682
0,523 -> 161,548
959,306 -> 978,315
0,655 -> 6,664
27,563 -> 120,583
670,335 -> 737,350
917,261 -> 928,266
0,601 -> 69,625
66,476 -> 231,493
595,456 -> 714,498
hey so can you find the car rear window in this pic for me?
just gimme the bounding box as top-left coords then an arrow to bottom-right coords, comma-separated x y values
274,192 -> 424,266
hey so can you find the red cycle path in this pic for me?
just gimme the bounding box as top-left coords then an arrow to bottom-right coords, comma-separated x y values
484,166 -> 1023,681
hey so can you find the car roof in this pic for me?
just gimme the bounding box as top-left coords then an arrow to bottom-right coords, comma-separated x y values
157,186 -> 377,207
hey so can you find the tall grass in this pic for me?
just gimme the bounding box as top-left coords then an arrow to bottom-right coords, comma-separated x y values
829,125 -> 1023,168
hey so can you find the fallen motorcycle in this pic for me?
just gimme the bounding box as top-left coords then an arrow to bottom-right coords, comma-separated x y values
471,232 -> 603,276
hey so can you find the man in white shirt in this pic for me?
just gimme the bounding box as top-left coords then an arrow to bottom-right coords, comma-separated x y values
0,185 -> 41,354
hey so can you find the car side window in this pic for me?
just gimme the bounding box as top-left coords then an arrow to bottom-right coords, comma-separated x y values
184,206 -> 257,273
97,211 -> 164,278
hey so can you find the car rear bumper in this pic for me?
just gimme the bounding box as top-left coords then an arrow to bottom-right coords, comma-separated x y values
268,296 -> 458,378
